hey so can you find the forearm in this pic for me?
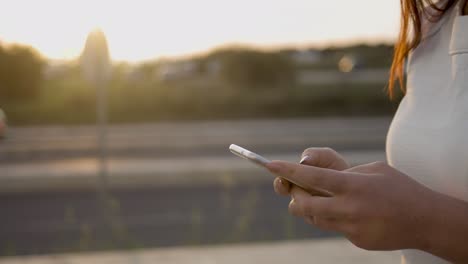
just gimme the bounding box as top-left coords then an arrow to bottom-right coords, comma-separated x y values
419,191 -> 468,263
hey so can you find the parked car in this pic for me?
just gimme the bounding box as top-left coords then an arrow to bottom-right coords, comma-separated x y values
0,109 -> 7,139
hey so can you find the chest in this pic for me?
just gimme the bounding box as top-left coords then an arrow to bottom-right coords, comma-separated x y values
387,11 -> 468,200
387,111 -> 468,200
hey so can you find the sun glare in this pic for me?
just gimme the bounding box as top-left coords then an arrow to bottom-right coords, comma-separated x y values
0,0 -> 399,62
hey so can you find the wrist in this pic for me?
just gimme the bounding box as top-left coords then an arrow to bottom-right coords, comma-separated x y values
411,188 -> 442,252
414,190 -> 468,261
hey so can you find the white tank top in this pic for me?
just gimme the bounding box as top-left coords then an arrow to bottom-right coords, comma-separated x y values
386,1 -> 468,263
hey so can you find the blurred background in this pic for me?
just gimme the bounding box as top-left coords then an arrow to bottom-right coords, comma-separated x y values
0,0 -> 402,262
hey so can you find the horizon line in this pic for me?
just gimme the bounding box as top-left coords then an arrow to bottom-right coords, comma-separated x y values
5,36 -> 396,64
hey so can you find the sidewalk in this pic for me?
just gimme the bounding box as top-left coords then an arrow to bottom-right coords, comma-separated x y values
0,238 -> 400,264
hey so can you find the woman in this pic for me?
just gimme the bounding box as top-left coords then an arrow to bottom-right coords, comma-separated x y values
268,0 -> 468,263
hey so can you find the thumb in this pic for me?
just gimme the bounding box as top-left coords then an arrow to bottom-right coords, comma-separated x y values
300,148 -> 349,171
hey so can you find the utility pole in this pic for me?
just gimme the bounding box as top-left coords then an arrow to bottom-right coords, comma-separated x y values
80,29 -> 113,229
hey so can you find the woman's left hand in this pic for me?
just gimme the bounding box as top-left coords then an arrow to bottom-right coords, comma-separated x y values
267,160 -> 436,251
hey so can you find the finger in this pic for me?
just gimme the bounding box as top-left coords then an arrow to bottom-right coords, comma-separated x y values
300,147 -> 350,171
273,177 -> 291,196
345,161 -> 387,174
267,160 -> 348,194
275,177 -> 329,197
288,186 -> 344,218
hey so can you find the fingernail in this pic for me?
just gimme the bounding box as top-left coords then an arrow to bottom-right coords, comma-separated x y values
266,162 -> 283,174
299,155 -> 309,164
279,178 -> 289,187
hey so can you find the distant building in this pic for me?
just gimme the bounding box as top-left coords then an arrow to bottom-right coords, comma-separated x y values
158,61 -> 198,81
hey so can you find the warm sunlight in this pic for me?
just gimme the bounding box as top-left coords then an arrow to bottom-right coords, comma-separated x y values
0,0 -> 399,61
3,1 -> 467,263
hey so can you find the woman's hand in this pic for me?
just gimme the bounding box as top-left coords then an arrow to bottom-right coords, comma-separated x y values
267,159 -> 436,251
273,147 -> 350,196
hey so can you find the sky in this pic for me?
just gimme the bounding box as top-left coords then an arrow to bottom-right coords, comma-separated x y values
0,0 -> 400,62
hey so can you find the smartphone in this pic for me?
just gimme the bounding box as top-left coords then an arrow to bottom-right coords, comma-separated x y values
229,144 -> 331,197
229,144 -> 271,167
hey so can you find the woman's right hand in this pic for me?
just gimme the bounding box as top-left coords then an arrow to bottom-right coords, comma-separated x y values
273,147 -> 350,196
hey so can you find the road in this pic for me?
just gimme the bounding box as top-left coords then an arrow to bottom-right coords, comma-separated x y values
1,182 -> 341,256
0,117 -> 391,256
0,117 -> 391,163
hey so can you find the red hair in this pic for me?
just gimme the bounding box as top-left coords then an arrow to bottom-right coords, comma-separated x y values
389,0 -> 458,98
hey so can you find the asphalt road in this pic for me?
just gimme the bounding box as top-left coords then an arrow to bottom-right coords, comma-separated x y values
0,181 -> 339,256
0,117 -> 391,256
0,117 -> 391,163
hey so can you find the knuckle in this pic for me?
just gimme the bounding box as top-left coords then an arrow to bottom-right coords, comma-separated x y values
302,147 -> 317,157
295,199 -> 306,214
291,197 -> 310,216
303,147 -> 335,156
273,181 -> 284,195
321,147 -> 336,155
273,177 -> 280,188
288,200 -> 300,216
273,177 -> 283,187
288,201 -> 294,211
302,147 -> 313,155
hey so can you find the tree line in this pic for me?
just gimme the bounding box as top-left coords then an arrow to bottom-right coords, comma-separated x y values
0,44 -> 44,102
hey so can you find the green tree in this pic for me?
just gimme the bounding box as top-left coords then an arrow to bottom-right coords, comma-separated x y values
217,49 -> 295,89
0,45 -> 44,102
